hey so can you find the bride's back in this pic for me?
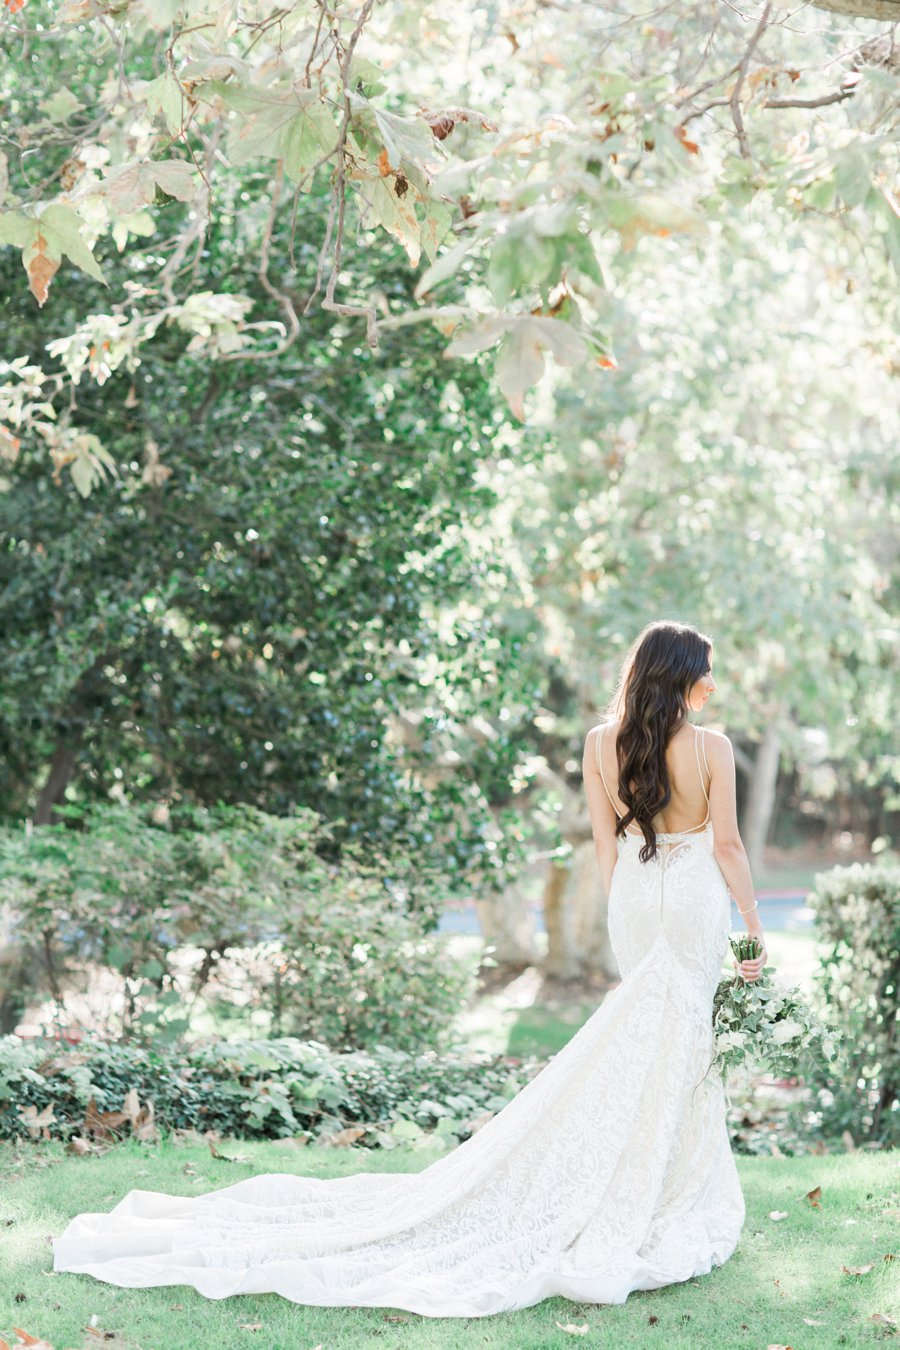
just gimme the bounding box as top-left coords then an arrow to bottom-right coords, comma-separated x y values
598,720 -> 711,836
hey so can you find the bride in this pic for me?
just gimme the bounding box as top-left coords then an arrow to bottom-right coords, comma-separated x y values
52,619 -> 767,1318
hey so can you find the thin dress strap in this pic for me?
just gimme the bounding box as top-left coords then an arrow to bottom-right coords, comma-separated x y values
595,724 -> 622,820
693,726 -> 711,825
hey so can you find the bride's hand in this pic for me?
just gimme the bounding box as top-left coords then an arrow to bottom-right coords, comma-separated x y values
733,945 -> 767,982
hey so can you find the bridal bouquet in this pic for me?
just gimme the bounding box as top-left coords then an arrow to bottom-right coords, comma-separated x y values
711,935 -> 842,1079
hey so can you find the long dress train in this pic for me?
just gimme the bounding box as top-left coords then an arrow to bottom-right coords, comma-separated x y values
51,736 -> 745,1318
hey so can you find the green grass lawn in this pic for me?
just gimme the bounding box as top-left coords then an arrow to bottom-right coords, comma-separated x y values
1,1137 -> 897,1350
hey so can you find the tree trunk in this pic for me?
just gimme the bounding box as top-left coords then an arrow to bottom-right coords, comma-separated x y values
33,741 -> 78,824
742,718 -> 783,877
473,880 -> 541,968
543,859 -> 579,980
0,740 -> 80,1032
568,840 -> 619,983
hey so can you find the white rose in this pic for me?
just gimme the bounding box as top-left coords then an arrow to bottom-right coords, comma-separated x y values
770,1019 -> 803,1044
716,1031 -> 744,1049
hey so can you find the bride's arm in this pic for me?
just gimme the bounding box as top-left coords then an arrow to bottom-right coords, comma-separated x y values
582,727 -> 620,896
706,729 -> 767,980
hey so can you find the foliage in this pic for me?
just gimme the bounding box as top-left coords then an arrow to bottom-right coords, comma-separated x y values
711,936 -> 842,1080
0,191 -> 544,892
0,801 -> 478,1049
0,1 -> 897,484
485,208 -> 899,840
805,858 -> 900,1146
0,1030 -> 542,1148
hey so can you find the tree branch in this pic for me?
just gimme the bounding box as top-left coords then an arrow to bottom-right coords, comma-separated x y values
762,86 -> 857,109
731,0 -> 773,159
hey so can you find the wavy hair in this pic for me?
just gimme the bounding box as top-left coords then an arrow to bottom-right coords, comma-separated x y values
599,620 -> 713,863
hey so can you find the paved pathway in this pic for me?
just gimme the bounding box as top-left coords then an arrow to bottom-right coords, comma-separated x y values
438,890 -> 813,936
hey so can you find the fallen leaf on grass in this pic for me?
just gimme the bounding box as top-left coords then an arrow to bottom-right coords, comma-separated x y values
322,1126 -> 367,1147
773,1278 -> 787,1297
207,1140 -> 252,1164
65,1135 -> 103,1157
805,1185 -> 822,1207
1,1332 -> 55,1350
768,1210 -> 789,1221
554,1323 -> 589,1336
870,1313 -> 897,1327
841,1263 -> 874,1275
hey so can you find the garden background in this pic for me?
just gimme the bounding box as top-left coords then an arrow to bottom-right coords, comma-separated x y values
0,0 -> 897,1346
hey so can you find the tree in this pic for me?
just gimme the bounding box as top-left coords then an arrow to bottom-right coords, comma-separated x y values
0,0 -> 897,491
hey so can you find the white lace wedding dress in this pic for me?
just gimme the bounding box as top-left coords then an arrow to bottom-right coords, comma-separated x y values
52,725 -> 745,1317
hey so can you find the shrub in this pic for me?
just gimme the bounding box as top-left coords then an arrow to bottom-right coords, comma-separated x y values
0,801 -> 476,1052
805,858 -> 900,1146
0,1032 -> 543,1149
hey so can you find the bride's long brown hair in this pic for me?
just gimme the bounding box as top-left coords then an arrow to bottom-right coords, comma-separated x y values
599,620 -> 713,863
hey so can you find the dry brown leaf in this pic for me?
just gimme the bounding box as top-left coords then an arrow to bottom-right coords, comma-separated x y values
65,1135 -> 100,1156
805,1185 -> 822,1207
841,1263 -> 874,1275
322,1126 -> 367,1147
17,1104 -> 56,1141
8,1333 -> 56,1350
26,242 -> 60,307
83,1097 -> 130,1140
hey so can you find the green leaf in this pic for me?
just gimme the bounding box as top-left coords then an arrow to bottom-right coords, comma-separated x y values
371,106 -> 435,170
40,88 -> 81,123
143,72 -> 184,136
355,173 -> 422,266
414,232 -> 477,298
833,145 -> 873,210
37,205 -> 106,284
494,321 -> 547,420
348,55 -> 388,98
151,160 -> 195,201
0,210 -> 35,248
281,103 -> 340,183
390,1117 -> 423,1139
226,89 -> 300,166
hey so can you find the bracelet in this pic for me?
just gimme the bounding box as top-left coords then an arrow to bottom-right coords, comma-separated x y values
736,899 -> 758,915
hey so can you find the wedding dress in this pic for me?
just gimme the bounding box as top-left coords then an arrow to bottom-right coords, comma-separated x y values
52,723 -> 745,1317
